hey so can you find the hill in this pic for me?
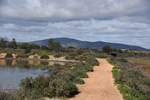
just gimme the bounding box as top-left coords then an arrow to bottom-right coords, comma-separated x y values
31,38 -> 148,51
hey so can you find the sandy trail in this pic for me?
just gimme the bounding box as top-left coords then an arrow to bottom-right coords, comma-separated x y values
70,58 -> 123,100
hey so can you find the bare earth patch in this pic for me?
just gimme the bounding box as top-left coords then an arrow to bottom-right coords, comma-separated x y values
70,58 -> 123,100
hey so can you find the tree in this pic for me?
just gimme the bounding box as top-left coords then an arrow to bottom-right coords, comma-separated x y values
18,43 -> 40,50
0,38 -> 8,48
102,45 -> 112,54
9,38 -> 17,49
8,38 -> 17,49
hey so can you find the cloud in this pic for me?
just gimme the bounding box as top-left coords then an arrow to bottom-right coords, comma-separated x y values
0,0 -> 149,20
0,0 -> 150,48
0,19 -> 150,48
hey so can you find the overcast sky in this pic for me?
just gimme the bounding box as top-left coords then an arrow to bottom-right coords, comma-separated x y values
0,0 -> 150,48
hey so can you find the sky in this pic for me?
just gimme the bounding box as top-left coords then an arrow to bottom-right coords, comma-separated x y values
0,0 -> 150,48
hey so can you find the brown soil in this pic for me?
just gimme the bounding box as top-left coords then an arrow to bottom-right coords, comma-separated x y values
70,58 -> 123,100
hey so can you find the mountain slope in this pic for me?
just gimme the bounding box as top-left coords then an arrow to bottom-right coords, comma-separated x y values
32,38 -> 148,51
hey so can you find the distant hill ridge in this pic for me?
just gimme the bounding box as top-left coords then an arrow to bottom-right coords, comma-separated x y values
31,37 -> 148,51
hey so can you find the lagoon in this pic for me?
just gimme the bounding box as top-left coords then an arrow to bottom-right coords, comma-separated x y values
0,59 -> 50,91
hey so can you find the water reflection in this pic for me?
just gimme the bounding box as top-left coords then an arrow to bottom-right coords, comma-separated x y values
0,59 -> 16,66
0,67 -> 48,90
0,59 -> 66,91
0,59 -> 65,67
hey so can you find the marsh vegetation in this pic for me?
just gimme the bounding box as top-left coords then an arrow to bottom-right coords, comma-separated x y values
0,38 -> 149,100
109,53 -> 150,100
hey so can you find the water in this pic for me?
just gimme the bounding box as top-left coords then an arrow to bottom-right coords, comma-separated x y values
0,59 -> 49,91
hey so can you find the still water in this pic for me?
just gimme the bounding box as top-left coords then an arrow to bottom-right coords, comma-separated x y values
0,59 -> 64,91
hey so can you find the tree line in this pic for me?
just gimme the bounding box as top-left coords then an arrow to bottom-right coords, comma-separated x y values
0,38 -> 62,51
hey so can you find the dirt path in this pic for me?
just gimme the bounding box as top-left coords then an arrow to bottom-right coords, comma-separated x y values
70,58 -> 123,100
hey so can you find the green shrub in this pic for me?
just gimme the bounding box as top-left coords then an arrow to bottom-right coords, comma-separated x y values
19,76 -> 78,99
17,49 -> 99,99
47,78 -> 78,97
112,67 -> 124,85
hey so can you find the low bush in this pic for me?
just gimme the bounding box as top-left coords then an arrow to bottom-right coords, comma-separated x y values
110,57 -> 150,100
40,55 -> 49,59
17,51 -> 98,99
18,76 -> 78,99
54,53 -> 63,58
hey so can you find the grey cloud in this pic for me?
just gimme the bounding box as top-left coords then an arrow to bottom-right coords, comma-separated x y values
1,19 -> 150,48
0,0 -> 150,48
0,0 -> 149,20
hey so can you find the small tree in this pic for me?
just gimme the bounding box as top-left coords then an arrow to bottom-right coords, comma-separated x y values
9,38 -> 17,49
102,45 -> 112,54
0,38 -> 8,48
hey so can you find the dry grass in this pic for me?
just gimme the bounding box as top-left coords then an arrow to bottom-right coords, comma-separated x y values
127,57 -> 150,74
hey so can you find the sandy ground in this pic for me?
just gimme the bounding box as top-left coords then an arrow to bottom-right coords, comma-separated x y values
70,58 -> 123,100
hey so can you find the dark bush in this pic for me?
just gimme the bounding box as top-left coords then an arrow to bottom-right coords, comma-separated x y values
5,53 -> 13,58
40,55 -> 49,59
102,45 -> 112,54
111,52 -> 117,57
54,53 -> 62,58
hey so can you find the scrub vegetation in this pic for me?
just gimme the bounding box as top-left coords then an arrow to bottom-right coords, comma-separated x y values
16,51 -> 98,99
0,38 -> 99,99
0,38 -> 150,100
109,53 -> 150,100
